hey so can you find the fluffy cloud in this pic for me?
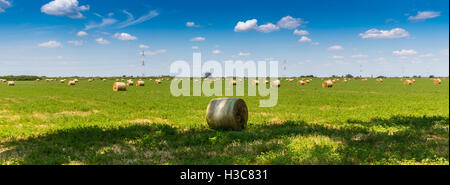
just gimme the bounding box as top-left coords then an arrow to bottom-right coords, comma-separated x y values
77,31 -> 88,37
293,29 -> 309,36
257,23 -> 280,33
359,28 -> 409,39
234,19 -> 258,32
85,18 -> 117,30
0,0 -> 11,13
96,38 -> 110,45
38,41 -> 62,48
41,0 -> 90,19
351,54 -> 368,58
328,45 -> 344,51
331,56 -> 345,59
119,10 -> 159,28
238,52 -> 251,56
186,22 -> 200,28
67,40 -> 83,46
277,16 -> 305,29
212,50 -> 222,54
190,37 -> 206,42
139,44 -> 149,49
298,36 -> 312,43
114,33 -> 137,41
409,11 -> 440,21
145,49 -> 167,56
393,49 -> 417,56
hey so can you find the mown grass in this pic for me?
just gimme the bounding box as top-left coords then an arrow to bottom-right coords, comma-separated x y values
0,78 -> 448,165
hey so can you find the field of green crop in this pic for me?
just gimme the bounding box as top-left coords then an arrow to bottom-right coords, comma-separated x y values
0,78 -> 448,165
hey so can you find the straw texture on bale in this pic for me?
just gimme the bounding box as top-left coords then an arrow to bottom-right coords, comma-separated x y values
206,98 -> 248,131
322,80 -> 333,88
113,82 -> 127,91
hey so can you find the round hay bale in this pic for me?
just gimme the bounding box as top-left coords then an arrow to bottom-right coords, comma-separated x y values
116,79 -> 119,82
88,79 -> 94,82
404,80 -> 412,85
322,80 -> 333,88
155,79 -> 161,84
7,81 -> 15,86
68,81 -> 76,86
230,80 -> 237,86
126,80 -> 134,86
252,80 -> 259,86
36,79 -> 40,81
376,78 -> 383,83
434,79 -> 442,85
297,80 -> 305,86
60,79 -> 65,83
113,82 -> 127,91
270,80 -> 281,88
136,80 -> 145,86
206,98 -> 248,131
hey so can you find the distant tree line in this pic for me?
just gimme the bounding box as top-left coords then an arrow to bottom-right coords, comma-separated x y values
0,75 -> 43,81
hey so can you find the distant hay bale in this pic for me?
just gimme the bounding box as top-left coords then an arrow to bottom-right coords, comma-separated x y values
287,79 -> 294,82
36,79 -> 40,81
230,80 -> 237,86
305,79 -> 311,83
270,80 -> 281,88
116,79 -> 119,82
113,82 -> 127,91
136,80 -> 145,86
434,79 -> 442,85
404,80 -> 412,85
361,78 -> 368,81
252,80 -> 259,86
60,79 -> 65,83
155,79 -> 161,84
411,79 -> 416,83
376,78 -> 383,82
7,81 -> 15,86
73,79 -> 79,83
126,80 -> 134,86
68,81 -> 76,86
102,79 -> 107,82
206,98 -> 248,131
297,80 -> 305,86
88,79 -> 94,82
322,80 -> 333,88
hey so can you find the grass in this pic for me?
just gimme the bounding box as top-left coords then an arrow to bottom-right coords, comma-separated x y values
0,78 -> 448,165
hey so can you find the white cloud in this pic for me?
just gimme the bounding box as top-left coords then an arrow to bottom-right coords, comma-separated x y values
419,53 -> 434,58
212,50 -> 221,54
186,22 -> 200,28
114,33 -> 137,41
409,11 -> 440,21
38,41 -> 62,48
393,49 -> 417,56
257,23 -> 280,33
145,49 -> 167,56
359,28 -> 409,39
96,38 -> 110,45
192,46 -> 199,50
0,0 -> 11,13
277,16 -> 305,29
234,19 -> 258,32
41,0 -> 90,19
85,18 -> 117,30
139,44 -> 149,49
238,52 -> 251,56
77,31 -> 88,37
331,56 -> 345,59
311,42 -> 320,46
190,37 -> 205,42
328,45 -> 344,51
298,36 -> 312,43
119,10 -> 159,28
293,29 -> 309,36
67,40 -> 83,46
108,12 -> 114,17
351,54 -> 368,58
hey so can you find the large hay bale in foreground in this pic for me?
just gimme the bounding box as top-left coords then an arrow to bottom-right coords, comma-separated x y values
136,80 -> 145,86
322,80 -> 333,88
7,81 -> 15,86
206,98 -> 248,131
113,82 -> 127,91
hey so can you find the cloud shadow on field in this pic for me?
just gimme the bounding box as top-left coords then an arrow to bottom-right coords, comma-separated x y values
0,115 -> 448,165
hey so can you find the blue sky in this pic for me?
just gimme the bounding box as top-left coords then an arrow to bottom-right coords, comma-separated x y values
0,0 -> 448,77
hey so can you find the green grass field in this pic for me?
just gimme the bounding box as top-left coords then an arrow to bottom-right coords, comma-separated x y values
0,78 -> 448,165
